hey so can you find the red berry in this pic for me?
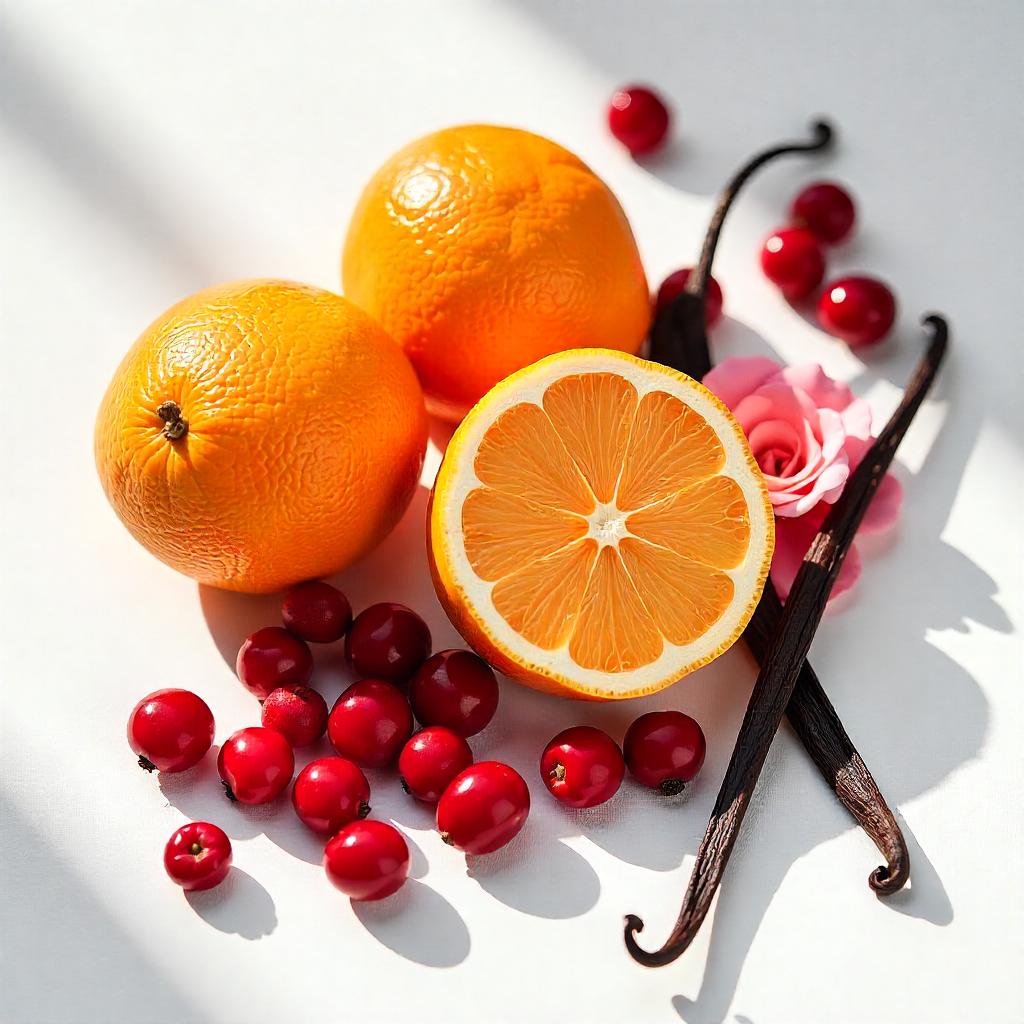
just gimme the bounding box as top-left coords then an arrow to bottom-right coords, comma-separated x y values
817,275 -> 897,347
163,821 -> 232,891
324,820 -> 409,901
655,269 -> 724,326
623,711 -> 706,795
409,649 -> 499,737
292,757 -> 370,835
261,685 -> 328,747
127,688 -> 214,774
281,580 -> 352,643
791,181 -> 856,245
540,726 -> 624,809
345,603 -> 431,683
327,679 -> 413,769
437,761 -> 530,854
217,727 -> 295,805
760,226 -> 826,300
236,626 -> 313,700
608,85 -> 670,156
399,727 -> 473,803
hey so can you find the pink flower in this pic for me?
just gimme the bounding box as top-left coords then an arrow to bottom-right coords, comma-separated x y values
704,356 -> 901,601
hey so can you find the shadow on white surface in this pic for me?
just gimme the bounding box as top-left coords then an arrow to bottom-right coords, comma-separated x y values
353,879 -> 471,968
185,868 -> 277,939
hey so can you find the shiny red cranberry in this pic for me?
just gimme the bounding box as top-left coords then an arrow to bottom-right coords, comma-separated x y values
327,679 -> 413,769
624,711 -> 706,795
817,275 -> 897,347
655,268 -> 724,326
399,727 -> 473,803
217,727 -> 295,805
281,580 -> 352,643
540,726 -> 625,808
292,757 -> 370,835
345,603 -> 431,683
760,226 -> 826,300
236,626 -> 313,700
791,181 -> 856,244
608,85 -> 670,156
261,685 -> 328,747
324,820 -> 409,901
409,649 -> 499,737
127,689 -> 214,773
163,821 -> 232,891
436,761 -> 530,854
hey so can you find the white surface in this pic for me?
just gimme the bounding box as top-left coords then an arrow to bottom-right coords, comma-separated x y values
2,2 -> 1022,1022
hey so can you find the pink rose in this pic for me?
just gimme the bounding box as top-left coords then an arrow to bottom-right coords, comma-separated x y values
704,356 -> 901,601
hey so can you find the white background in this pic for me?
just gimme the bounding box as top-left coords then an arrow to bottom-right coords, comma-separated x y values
2,2 -> 1022,1022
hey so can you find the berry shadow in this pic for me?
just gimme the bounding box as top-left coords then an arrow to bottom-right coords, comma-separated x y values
185,868 -> 277,939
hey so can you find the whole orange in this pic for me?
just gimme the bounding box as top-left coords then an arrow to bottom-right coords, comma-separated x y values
95,280 -> 427,593
342,124 -> 651,421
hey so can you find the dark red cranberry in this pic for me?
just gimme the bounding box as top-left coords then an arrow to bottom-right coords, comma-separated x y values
436,761 -> 530,854
163,822 -> 232,891
409,649 -> 499,737
345,603 -> 431,683
127,689 -> 214,773
623,711 -> 706,795
324,820 -> 409,901
261,685 -> 328,747
655,269 -> 724,326
236,626 -> 313,700
540,726 -> 624,808
327,679 -> 413,769
217,727 -> 295,805
791,181 -> 856,244
817,275 -> 897,347
292,757 -> 370,835
281,580 -> 352,642
399,727 -> 473,803
608,86 -> 670,156
760,226 -> 826,300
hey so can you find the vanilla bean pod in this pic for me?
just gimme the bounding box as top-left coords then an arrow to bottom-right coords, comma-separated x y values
651,119 -> 909,894
626,316 -> 948,967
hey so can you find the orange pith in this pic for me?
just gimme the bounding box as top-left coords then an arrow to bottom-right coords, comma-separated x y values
463,372 -> 748,672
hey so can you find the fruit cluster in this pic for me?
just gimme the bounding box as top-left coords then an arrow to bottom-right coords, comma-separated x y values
129,579 -> 707,901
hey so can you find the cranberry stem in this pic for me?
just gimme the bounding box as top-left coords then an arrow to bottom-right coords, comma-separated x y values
137,755 -> 156,773
358,801 -> 371,820
221,780 -> 238,803
550,763 -> 566,783
156,400 -> 188,440
658,779 -> 685,797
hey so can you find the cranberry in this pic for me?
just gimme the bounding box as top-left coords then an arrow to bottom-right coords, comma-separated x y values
292,757 -> 370,835
817,275 -> 897,347
791,181 -> 856,244
623,711 -> 706,795
409,649 -> 499,737
327,679 -> 413,769
608,85 -> 670,156
345,603 -> 431,683
655,268 -> 724,326
127,688 -> 214,773
261,685 -> 328,747
399,727 -> 473,803
217,727 -> 294,805
760,226 -> 826,300
324,820 -> 409,901
436,761 -> 530,854
281,580 -> 352,643
540,726 -> 624,809
236,626 -> 313,700
163,821 -> 232,891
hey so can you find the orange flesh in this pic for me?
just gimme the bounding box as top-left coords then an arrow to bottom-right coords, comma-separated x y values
462,373 -> 752,672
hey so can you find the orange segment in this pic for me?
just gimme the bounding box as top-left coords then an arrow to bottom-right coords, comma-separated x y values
618,537 -> 734,645
616,391 -> 725,510
491,539 -> 599,649
627,476 -> 750,570
463,488 -> 588,581
474,402 -> 595,515
569,545 -> 663,672
542,373 -> 638,502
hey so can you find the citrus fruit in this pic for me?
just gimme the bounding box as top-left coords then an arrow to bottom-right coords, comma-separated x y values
428,350 -> 774,700
95,280 -> 427,593
342,124 -> 650,422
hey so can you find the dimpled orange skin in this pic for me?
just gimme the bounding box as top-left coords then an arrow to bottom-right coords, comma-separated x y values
95,280 -> 428,593
342,124 -> 651,422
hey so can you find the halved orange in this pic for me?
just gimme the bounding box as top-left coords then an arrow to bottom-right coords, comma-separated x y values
428,350 -> 774,700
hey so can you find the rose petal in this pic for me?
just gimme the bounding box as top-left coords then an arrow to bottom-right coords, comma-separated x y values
770,518 -> 862,603
777,364 -> 856,413
704,356 -> 781,411
859,472 -> 903,534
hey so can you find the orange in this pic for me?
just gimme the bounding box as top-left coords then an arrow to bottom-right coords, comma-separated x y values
342,124 -> 651,422
428,350 -> 774,700
95,280 -> 427,593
